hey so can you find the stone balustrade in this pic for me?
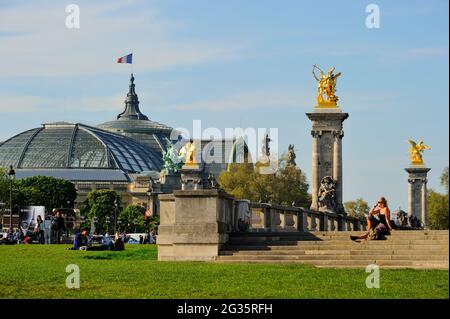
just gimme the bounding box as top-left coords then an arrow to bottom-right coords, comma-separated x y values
247,203 -> 366,232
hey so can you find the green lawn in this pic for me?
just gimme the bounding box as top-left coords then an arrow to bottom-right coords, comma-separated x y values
0,245 -> 447,299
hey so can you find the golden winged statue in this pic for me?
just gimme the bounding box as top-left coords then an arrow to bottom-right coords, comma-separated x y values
408,139 -> 431,165
180,138 -> 197,165
312,65 -> 342,107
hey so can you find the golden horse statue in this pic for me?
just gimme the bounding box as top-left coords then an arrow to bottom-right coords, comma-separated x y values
408,139 -> 431,165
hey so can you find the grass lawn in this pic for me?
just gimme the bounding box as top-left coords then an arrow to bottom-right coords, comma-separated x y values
0,245 -> 447,299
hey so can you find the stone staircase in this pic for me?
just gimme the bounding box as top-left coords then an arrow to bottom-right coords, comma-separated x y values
216,230 -> 449,269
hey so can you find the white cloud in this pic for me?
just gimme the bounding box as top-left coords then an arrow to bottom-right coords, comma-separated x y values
162,91 -> 311,112
0,1 -> 240,77
408,47 -> 449,57
0,94 -> 123,114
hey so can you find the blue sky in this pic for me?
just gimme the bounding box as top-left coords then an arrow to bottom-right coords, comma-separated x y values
0,0 -> 448,210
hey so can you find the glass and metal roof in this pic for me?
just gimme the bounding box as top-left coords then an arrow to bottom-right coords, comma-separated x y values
0,122 -> 163,174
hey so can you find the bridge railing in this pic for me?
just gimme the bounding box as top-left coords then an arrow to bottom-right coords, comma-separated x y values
246,202 -> 366,232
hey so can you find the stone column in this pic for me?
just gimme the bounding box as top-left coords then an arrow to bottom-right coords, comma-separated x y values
306,109 -> 349,214
310,130 -> 321,211
421,178 -> 428,227
405,167 -> 431,228
333,130 -> 344,213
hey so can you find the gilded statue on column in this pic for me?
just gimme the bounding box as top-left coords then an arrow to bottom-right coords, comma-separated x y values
181,138 -> 197,165
408,139 -> 431,166
312,65 -> 341,107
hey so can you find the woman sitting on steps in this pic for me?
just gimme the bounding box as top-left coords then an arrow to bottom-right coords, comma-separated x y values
351,197 -> 394,241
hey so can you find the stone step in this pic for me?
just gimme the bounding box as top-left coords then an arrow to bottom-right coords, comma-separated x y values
214,258 -> 449,268
225,244 -> 449,251
217,254 -> 449,261
219,249 -> 449,256
229,238 -> 448,245
233,230 -> 449,237
214,260 -> 449,270
229,236 -> 448,244
219,230 -> 449,269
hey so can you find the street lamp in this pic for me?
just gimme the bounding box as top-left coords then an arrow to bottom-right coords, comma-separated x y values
79,214 -> 85,230
133,218 -> 137,233
105,216 -> 110,233
146,184 -> 153,210
93,216 -> 98,234
7,165 -> 15,229
0,202 -> 5,228
114,199 -> 119,232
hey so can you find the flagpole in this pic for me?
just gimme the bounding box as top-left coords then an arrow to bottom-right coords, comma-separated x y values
131,50 -> 134,75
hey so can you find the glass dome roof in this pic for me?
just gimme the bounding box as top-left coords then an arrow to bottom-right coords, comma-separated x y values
0,122 -> 163,173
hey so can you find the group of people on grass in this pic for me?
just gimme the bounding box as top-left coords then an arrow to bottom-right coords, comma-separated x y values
72,228 -> 125,251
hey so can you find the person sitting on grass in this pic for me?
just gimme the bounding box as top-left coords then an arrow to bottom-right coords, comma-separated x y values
73,227 -> 90,250
350,197 -> 394,241
113,232 -> 125,251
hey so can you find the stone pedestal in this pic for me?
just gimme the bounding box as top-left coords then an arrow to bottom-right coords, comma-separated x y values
157,189 -> 235,261
306,108 -> 348,214
160,171 -> 181,193
179,164 -> 204,190
405,166 -> 430,227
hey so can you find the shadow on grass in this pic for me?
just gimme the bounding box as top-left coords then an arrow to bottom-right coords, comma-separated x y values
82,245 -> 157,261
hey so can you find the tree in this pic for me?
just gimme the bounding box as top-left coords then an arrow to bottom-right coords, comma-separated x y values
427,167 -> 449,230
86,190 -> 121,234
218,162 -> 310,207
441,166 -> 449,194
119,205 -> 145,233
344,198 -> 370,219
15,176 -> 77,213
0,168 -> 9,203
427,189 -> 449,230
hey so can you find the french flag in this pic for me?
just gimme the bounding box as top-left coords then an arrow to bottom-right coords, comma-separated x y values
117,53 -> 132,64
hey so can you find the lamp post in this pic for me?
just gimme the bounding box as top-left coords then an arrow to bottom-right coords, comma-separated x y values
146,184 -> 153,212
114,199 -> 118,232
92,215 -> 98,235
133,218 -> 137,233
0,202 -> 5,228
117,218 -> 122,233
7,165 -> 15,229
145,186 -> 153,236
79,214 -> 85,231
105,216 -> 110,234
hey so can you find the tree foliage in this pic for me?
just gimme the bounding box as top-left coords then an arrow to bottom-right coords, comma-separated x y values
119,205 -> 146,233
441,166 -> 449,194
427,189 -> 449,230
427,167 -> 449,230
0,168 -> 11,205
217,162 -> 310,207
86,190 -> 121,234
344,198 -> 370,219
14,176 -> 77,213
